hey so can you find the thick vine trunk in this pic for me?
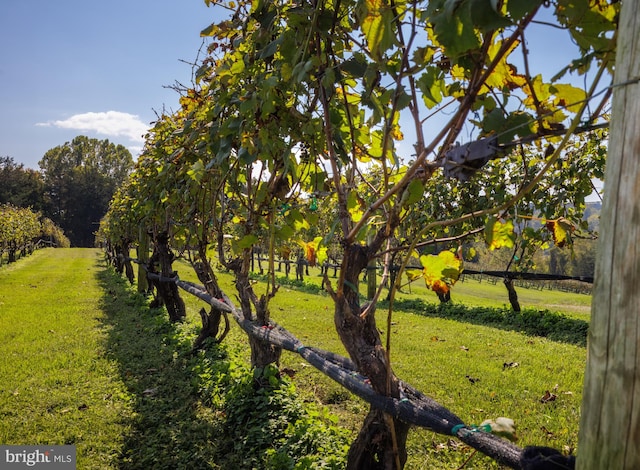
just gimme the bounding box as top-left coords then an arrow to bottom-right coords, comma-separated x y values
334,244 -> 410,469
191,257 -> 229,350
149,232 -> 185,323
121,239 -> 135,285
503,278 -> 520,312
233,254 -> 282,368
137,227 -> 150,294
577,3 -> 640,467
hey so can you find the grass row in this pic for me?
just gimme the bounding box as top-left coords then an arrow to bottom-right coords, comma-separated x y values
0,249 -> 589,468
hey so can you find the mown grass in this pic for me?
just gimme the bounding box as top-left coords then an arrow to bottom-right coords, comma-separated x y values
266,285 -> 586,468
260,263 -> 592,319
180,262 -> 587,468
0,249 -> 588,469
0,249 -> 134,468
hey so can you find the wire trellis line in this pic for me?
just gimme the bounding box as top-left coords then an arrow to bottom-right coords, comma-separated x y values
133,259 -> 576,469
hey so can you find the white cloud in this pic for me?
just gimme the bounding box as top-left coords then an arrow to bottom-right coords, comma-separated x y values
37,111 -> 149,143
127,145 -> 144,157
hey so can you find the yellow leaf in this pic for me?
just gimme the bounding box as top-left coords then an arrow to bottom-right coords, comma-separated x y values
485,217 -> 515,251
347,191 -> 364,222
419,251 -> 463,295
297,237 -> 324,267
545,217 -> 574,248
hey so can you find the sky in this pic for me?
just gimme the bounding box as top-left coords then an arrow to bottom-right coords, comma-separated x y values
0,0 -> 223,169
1,2 -> 607,172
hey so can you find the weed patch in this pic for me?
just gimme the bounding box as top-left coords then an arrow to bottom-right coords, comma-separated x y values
100,263 -> 349,469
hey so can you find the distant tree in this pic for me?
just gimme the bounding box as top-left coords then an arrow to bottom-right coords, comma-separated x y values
0,156 -> 45,210
39,136 -> 134,247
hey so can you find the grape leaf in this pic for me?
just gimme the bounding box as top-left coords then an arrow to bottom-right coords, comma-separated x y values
232,234 -> 258,253
419,250 -> 463,295
297,237 -> 325,267
485,217 -> 516,250
358,0 -> 395,59
545,217 -> 574,248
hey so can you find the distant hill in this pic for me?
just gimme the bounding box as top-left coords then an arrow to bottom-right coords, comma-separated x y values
584,201 -> 601,233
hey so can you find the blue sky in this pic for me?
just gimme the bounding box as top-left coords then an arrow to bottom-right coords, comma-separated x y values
1,0 -> 222,169
1,2 -> 605,171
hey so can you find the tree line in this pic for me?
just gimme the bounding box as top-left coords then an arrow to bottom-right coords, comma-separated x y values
1,136 -> 133,248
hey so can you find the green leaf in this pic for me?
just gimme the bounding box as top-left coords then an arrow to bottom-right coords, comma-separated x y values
259,36 -> 283,60
358,0 -> 395,59
275,224 -> 295,241
430,2 -> 481,58
285,209 -> 310,231
401,179 -> 425,207
186,160 -> 205,182
506,0 -> 543,20
485,217 -> 516,250
235,234 -> 258,250
417,67 -> 446,109
340,55 -> 369,78
230,58 -> 245,75
469,0 -> 512,32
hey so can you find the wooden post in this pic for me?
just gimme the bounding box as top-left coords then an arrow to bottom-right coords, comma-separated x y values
577,3 -> 640,468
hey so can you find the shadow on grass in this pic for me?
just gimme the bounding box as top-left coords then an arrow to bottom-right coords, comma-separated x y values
94,261 -> 222,469
387,298 -> 588,347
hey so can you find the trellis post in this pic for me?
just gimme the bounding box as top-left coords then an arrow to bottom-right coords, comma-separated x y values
577,3 -> 640,468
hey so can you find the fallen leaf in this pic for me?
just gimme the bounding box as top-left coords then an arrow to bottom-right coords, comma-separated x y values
461,346 -> 469,351
540,390 -> 557,403
432,442 -> 447,451
447,439 -> 464,450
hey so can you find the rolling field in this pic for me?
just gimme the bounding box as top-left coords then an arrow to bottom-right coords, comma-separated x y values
0,248 -> 590,468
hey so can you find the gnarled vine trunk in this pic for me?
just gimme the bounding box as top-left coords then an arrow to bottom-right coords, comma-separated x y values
232,252 -> 282,368
191,254 -> 230,350
333,243 -> 410,469
137,227 -> 150,294
148,232 -> 186,323
503,278 -> 521,312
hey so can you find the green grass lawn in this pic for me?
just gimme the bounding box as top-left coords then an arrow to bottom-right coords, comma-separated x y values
177,260 -> 588,468
0,249 -> 589,469
0,248 -> 135,468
